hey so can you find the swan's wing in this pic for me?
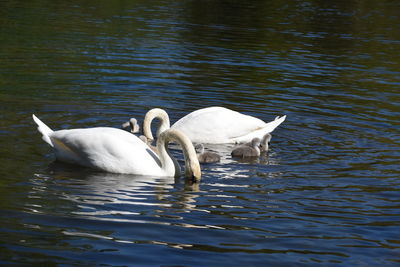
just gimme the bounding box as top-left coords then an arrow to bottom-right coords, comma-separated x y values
172,107 -> 267,143
50,127 -> 161,173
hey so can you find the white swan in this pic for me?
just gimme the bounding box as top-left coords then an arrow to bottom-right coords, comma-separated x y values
139,135 -> 157,152
32,114 -> 201,181
143,107 -> 286,144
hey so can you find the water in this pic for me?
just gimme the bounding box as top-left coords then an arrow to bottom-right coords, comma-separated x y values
1,0 -> 399,265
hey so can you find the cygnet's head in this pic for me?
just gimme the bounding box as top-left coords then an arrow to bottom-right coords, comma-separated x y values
195,144 -> 205,154
122,118 -> 140,133
251,137 -> 261,148
129,118 -> 140,133
195,143 -> 220,163
260,133 -> 272,152
121,121 -> 130,131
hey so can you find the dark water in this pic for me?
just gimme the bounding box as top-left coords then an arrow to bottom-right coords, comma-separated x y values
1,0 -> 399,265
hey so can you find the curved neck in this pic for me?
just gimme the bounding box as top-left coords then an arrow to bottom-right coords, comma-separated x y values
251,139 -> 261,155
261,143 -> 268,152
143,108 -> 170,140
157,129 -> 201,182
261,134 -> 271,152
129,118 -> 139,133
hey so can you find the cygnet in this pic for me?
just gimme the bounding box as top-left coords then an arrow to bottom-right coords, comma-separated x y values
195,144 -> 221,163
231,137 -> 261,158
260,133 -> 272,152
122,118 -> 140,133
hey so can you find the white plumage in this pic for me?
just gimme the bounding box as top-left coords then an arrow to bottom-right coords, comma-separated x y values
143,107 -> 286,144
32,114 -> 201,180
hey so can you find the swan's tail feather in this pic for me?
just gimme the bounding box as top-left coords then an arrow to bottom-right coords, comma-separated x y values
276,115 -> 286,122
270,114 -> 286,130
232,114 -> 287,143
32,114 -> 54,147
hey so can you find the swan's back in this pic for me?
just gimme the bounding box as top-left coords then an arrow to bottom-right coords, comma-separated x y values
50,127 -> 162,174
172,107 -> 267,143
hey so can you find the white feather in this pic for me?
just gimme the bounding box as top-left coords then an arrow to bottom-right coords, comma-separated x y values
32,114 -> 54,147
32,115 -> 201,179
144,107 -> 286,144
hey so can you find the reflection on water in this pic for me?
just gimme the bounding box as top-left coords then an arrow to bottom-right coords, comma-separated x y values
30,162 -> 196,215
0,0 -> 400,265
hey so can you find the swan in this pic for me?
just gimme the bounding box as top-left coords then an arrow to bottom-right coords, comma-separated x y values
32,114 -> 201,181
139,135 -> 157,153
139,131 -> 182,176
231,137 -> 262,158
195,144 -> 221,163
121,118 -> 140,133
143,107 -> 286,144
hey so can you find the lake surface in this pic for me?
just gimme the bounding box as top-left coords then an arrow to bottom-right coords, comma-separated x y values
1,0 -> 399,265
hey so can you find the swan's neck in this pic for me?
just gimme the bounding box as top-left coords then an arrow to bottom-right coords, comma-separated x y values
143,108 -> 170,140
252,143 -> 261,154
156,140 -> 176,178
157,129 -> 201,181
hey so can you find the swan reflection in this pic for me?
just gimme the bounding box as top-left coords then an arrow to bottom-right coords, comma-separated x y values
28,162 -> 202,221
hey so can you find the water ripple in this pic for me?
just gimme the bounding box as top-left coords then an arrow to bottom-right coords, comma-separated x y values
1,0 -> 400,265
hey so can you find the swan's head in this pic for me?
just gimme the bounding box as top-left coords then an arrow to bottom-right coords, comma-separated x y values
186,157 -> 202,182
159,129 -> 201,182
143,108 -> 171,141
